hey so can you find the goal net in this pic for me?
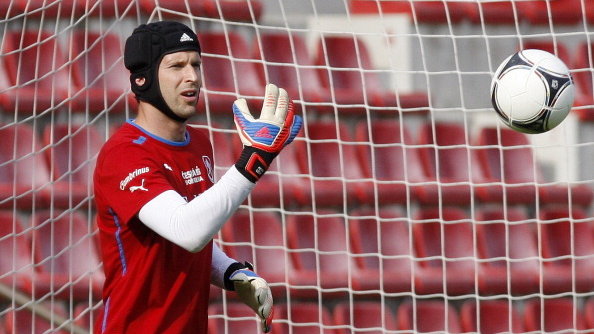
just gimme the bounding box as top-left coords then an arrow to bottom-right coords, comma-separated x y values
0,0 -> 593,332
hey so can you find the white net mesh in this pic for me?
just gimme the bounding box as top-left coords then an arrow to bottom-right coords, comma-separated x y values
0,0 -> 593,333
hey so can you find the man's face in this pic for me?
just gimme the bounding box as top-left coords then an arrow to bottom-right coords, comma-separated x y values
158,51 -> 202,119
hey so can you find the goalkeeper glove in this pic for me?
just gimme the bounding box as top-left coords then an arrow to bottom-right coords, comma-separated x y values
225,262 -> 273,333
233,83 -> 303,183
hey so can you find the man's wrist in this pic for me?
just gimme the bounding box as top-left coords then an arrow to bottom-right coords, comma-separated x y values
223,261 -> 253,291
235,147 -> 277,183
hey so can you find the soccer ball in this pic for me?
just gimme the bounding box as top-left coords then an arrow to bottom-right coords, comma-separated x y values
490,49 -> 575,134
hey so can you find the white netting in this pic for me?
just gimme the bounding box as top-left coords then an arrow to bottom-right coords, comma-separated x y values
0,0 -> 593,333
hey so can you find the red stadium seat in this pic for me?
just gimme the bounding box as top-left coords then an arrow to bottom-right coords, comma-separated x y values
539,207 -> 594,293
31,211 -> 104,301
476,207 -> 540,295
355,121 -> 430,205
42,123 -> 104,208
522,0 -> 583,25
77,0 -> 139,17
140,0 -> 262,22
413,207 -> 477,295
208,126 -> 237,181
253,32 -> 332,113
272,302 -> 337,334
198,31 -> 264,114
397,299 -> 462,332
4,301 -> 68,334
350,1 -> 473,24
1,30 -> 73,116
524,298 -> 588,332
222,210 -> 295,297
416,122 -> 499,205
13,0 -> 79,18
296,120 -> 372,207
477,127 -> 593,206
69,30 -> 135,113
584,298 -> 594,328
460,299 -> 524,333
286,210 -> 361,298
208,302 -> 262,334
74,303 -> 104,330
348,208 -> 413,293
315,35 -> 428,114
572,42 -> 594,121
0,211 -> 34,294
0,123 -> 51,209
333,301 -> 397,333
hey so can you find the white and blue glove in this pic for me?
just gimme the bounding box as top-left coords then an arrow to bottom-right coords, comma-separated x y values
233,83 -> 303,182
225,262 -> 274,333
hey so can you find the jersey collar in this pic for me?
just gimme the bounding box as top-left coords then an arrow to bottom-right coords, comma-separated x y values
127,119 -> 190,147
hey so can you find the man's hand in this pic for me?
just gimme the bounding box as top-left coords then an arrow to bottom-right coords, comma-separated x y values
233,83 -> 303,182
229,268 -> 274,333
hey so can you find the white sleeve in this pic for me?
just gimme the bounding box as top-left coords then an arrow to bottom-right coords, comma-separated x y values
138,166 -> 255,252
210,242 -> 237,288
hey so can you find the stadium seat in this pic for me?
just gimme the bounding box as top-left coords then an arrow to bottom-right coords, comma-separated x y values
197,31 -> 264,114
355,120 -> 430,205
476,207 -> 540,295
539,207 -> 594,293
349,0 -> 473,24
522,0 -> 584,25
296,120 -> 372,207
78,0 -> 139,17
42,123 -> 104,208
221,210 -> 295,297
286,210 -> 361,298
140,0 -> 262,22
4,301 -> 68,334
315,35 -> 428,114
460,299 -> 524,333
348,208 -> 413,293
413,207 -> 477,295
0,123 -> 51,209
31,210 -> 104,301
272,302 -> 337,334
253,32 -> 332,113
73,302 -> 103,330
572,41 -> 594,121
208,302 -> 262,334
396,299 -> 462,332
13,0 -> 79,18
416,122 -> 499,205
584,298 -> 594,328
333,301 -> 397,333
1,30 -> 73,116
69,30 -> 135,113
0,211 -> 34,294
477,127 -> 593,206
524,298 -> 588,332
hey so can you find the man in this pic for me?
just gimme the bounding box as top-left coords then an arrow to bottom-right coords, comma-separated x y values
93,21 -> 302,333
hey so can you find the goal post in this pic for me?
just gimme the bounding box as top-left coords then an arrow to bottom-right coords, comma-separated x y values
0,0 -> 593,333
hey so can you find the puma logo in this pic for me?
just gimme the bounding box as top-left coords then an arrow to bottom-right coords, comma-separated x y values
129,179 -> 148,193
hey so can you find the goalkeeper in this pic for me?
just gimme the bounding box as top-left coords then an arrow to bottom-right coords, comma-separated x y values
93,21 -> 302,334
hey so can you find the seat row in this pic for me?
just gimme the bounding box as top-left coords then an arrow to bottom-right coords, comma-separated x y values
1,120 -> 591,210
0,0 -> 263,22
350,0 -> 591,26
215,205 -> 594,298
208,298 -> 594,334
1,204 -> 592,302
0,27 -> 429,117
4,297 -> 593,334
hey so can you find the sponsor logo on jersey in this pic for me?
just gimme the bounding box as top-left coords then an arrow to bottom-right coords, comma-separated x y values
202,156 -> 215,183
120,167 -> 150,190
181,166 -> 204,185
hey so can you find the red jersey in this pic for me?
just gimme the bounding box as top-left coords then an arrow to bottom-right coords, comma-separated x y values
93,120 -> 216,333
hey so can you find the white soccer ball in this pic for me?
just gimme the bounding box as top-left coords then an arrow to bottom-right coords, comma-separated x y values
490,49 -> 575,134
